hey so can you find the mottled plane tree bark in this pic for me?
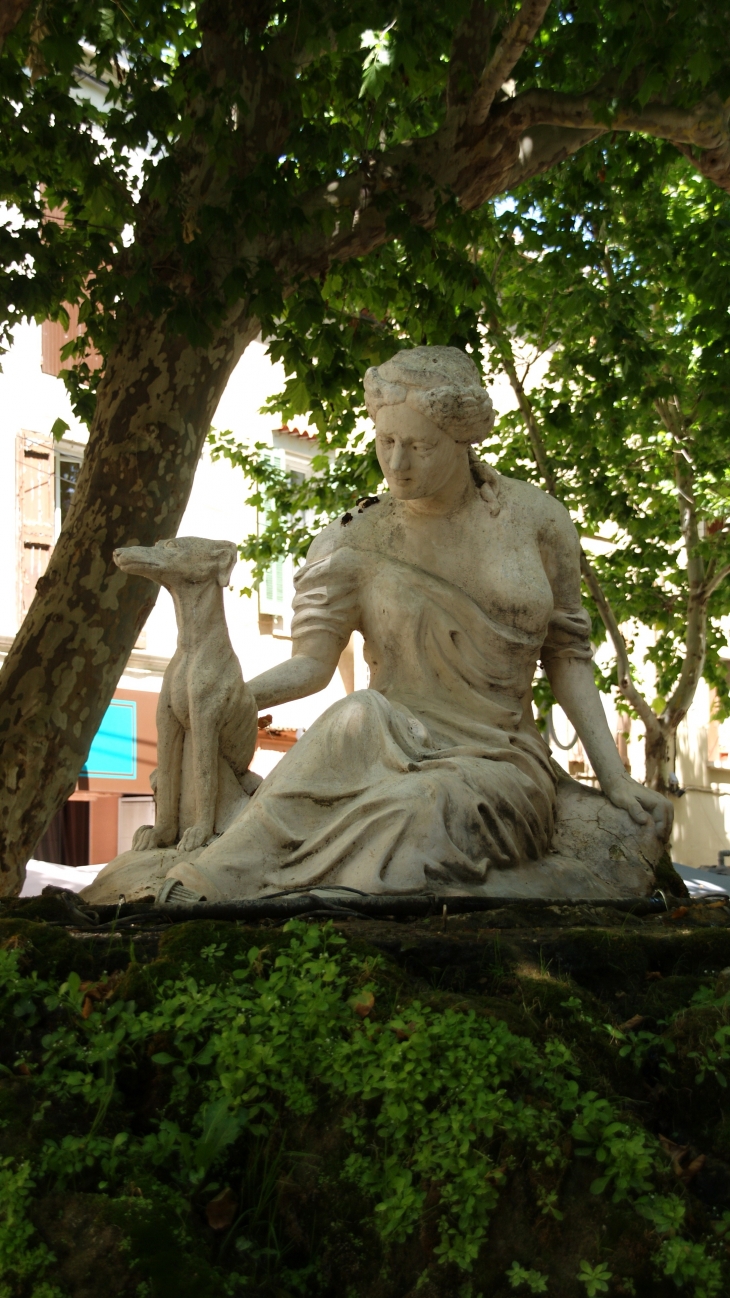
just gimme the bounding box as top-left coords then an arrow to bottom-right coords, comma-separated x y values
1,0 -> 730,891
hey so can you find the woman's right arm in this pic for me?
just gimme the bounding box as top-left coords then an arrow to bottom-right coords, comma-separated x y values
247,631 -> 344,709
249,521 -> 357,709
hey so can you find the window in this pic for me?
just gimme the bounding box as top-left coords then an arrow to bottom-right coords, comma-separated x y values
257,450 -> 295,636
57,455 -> 81,526
54,444 -> 83,536
16,434 -> 85,622
16,435 -> 148,650
82,699 -> 137,779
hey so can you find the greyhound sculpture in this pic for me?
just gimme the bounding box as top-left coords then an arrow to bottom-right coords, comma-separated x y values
113,537 -> 259,854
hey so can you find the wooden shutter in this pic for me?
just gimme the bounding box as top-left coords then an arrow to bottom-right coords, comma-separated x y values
17,432 -> 54,620
262,555 -> 285,609
41,304 -> 103,377
41,308 -> 79,377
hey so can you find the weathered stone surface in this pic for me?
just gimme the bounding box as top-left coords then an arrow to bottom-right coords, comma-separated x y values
82,538 -> 259,904
115,536 -> 258,856
88,348 -> 670,906
83,771 -> 661,905
488,772 -> 663,900
161,348 -> 670,902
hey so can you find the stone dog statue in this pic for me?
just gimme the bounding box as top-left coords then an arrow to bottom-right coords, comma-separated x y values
114,537 -> 259,855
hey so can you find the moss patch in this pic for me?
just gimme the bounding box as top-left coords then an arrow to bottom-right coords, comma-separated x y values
654,849 -> 690,898
2,906 -> 730,1297
0,919 -> 96,981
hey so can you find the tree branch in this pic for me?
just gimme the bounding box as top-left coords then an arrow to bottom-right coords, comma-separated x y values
504,88 -> 730,150
654,396 -> 708,729
468,0 -> 553,126
0,0 -> 32,51
673,137 -> 730,193
577,550 -> 661,735
446,1 -> 498,114
487,307 -> 661,737
488,122 -> 607,198
288,82 -> 730,284
486,314 -> 559,495
703,561 -> 730,601
495,88 -> 730,193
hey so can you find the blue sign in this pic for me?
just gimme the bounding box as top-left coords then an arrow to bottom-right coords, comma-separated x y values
82,699 -> 137,779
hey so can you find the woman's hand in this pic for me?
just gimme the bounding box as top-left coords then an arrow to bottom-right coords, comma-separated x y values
601,771 -> 673,839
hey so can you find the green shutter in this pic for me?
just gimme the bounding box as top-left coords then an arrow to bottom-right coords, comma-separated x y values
259,450 -> 287,614
264,557 -> 285,609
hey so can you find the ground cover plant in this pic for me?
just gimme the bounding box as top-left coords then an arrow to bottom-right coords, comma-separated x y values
2,909 -> 730,1296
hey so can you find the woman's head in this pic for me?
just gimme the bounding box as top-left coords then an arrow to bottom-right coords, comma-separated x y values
364,346 -> 495,444
364,346 -> 500,509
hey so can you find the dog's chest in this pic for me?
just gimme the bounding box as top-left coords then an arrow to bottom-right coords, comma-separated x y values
167,663 -> 192,728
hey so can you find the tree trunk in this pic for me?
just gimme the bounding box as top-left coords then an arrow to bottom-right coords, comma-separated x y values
579,551 -> 680,796
643,717 -> 674,794
0,309 -> 257,895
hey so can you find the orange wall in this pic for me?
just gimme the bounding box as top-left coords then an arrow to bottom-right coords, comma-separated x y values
90,794 -> 120,865
71,689 -> 159,864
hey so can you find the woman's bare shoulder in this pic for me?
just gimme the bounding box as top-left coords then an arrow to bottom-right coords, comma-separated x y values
499,473 -> 576,540
304,495 -> 396,563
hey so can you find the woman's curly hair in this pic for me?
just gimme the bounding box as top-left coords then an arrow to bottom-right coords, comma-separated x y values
363,345 -> 501,513
363,345 -> 495,444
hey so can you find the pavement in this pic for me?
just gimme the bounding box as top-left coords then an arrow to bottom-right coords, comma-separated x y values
674,863 -> 730,899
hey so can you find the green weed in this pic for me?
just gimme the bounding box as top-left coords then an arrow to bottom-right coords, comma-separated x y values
0,923 -> 727,1294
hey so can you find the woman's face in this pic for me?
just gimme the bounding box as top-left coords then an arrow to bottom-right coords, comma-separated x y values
375,403 -> 466,501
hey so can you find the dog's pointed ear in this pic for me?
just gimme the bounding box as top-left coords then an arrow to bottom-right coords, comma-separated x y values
216,542 -> 238,587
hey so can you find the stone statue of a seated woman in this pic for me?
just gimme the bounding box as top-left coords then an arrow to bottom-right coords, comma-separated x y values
84,345 -> 671,907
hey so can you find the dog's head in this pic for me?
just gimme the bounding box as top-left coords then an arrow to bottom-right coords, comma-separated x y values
113,537 -> 238,589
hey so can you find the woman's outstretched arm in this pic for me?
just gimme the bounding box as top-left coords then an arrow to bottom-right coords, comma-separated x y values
247,631 -> 343,710
546,654 -> 672,838
540,496 -> 672,839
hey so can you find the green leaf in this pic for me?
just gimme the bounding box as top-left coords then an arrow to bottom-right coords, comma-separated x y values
50,417 -> 70,440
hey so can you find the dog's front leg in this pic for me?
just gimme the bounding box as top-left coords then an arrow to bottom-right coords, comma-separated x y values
177,707 -> 219,853
132,687 -> 183,850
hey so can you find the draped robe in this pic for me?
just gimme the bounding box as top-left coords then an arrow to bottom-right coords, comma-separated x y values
168,531 -> 593,901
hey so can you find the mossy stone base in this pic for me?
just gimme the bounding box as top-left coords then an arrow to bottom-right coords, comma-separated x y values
3,896 -> 730,1297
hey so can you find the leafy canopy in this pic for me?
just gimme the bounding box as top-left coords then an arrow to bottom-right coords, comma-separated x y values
3,0 -> 730,697
485,142 -> 730,714
2,0 -> 730,429
211,138 -> 730,726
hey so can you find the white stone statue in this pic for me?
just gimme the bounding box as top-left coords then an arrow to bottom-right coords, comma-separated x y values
111,537 -> 259,862
84,347 -> 671,907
